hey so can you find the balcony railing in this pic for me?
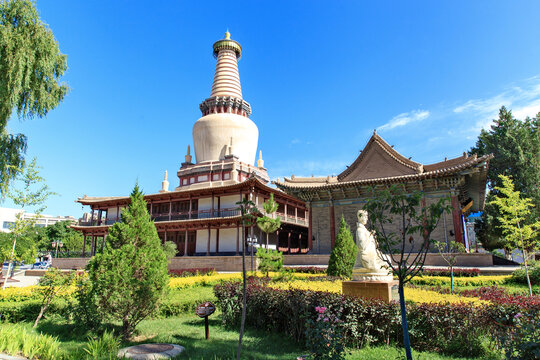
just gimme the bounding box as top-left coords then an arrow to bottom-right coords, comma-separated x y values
81,207 -> 307,226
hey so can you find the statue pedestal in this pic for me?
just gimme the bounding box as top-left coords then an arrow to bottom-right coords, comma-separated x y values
342,280 -> 399,303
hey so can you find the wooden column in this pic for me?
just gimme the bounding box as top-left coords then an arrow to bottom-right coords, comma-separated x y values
116,205 -> 120,222
329,201 -> 336,249
216,229 -> 220,254
295,206 -> 298,223
299,233 -> 302,253
150,202 -> 153,220
308,202 -> 313,251
82,235 -> 86,257
211,193 -> 215,217
91,209 -> 95,226
164,230 -> 167,245
284,203 -> 288,222
184,229 -> 188,257
168,201 -> 172,221
451,195 -> 464,244
97,209 -> 102,226
207,225 -> 211,256
287,231 -> 291,254
236,224 -> 239,256
189,195 -> 192,219
90,235 -> 95,256
101,235 -> 106,252
276,230 -> 280,250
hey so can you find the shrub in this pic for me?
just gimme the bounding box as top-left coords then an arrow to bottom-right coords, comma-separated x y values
409,275 -> 509,287
493,310 -> 540,359
305,306 -> 345,360
257,248 -> 283,275
169,268 -> 216,277
283,266 -> 327,274
0,299 -> 69,323
508,261 -> 540,286
213,280 -> 524,356
421,268 -> 481,277
459,287 -> 540,310
327,215 -> 357,278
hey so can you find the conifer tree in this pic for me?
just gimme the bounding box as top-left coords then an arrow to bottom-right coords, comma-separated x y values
86,184 -> 169,340
327,215 -> 357,278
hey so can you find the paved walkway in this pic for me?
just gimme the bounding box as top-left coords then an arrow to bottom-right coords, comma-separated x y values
0,354 -> 27,360
0,274 -> 40,288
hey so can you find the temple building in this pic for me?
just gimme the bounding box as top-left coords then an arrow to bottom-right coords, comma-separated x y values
275,130 -> 493,253
73,32 -> 309,257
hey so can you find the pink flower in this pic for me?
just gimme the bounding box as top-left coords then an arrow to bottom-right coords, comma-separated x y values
514,313 -> 523,319
315,306 -> 327,314
323,317 -> 329,322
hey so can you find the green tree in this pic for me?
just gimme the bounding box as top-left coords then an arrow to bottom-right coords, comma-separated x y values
256,248 -> 283,276
33,267 -> 78,327
327,215 -> 357,278
470,107 -> 540,249
489,175 -> 539,296
235,195 -> 258,360
433,239 -> 466,293
44,220 -> 83,256
364,185 -> 450,360
2,158 -> 54,290
86,184 -> 169,339
256,193 -> 281,249
0,0 -> 68,197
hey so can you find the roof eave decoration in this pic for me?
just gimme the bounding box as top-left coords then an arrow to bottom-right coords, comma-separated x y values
337,131 -> 422,181
274,154 -> 494,191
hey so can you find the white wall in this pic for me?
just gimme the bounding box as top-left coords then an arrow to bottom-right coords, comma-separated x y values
219,195 -> 241,209
196,227 -> 238,253
196,228 -> 218,253
219,228 -> 237,252
198,197 -> 212,211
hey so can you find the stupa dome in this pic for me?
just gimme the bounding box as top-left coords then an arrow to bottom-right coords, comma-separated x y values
193,31 -> 258,165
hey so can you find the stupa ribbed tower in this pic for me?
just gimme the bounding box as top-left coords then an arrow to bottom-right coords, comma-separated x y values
193,31 -> 258,165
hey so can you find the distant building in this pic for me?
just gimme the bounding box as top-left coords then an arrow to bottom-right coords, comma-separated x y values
72,32 -> 309,257
0,207 -> 77,233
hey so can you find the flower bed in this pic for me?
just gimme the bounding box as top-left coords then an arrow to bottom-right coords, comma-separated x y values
283,266 -> 327,274
408,275 -> 510,287
421,268 -> 481,277
269,279 -> 487,305
169,267 -> 216,277
213,280 -> 506,357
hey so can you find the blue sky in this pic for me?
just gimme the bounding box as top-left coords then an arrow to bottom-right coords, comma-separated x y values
4,0 -> 540,217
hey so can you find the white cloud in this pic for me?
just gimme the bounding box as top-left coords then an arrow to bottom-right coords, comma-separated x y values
378,110 -> 430,131
452,76 -> 540,132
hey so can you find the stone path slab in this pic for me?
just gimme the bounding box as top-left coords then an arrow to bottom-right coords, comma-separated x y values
118,343 -> 184,359
0,354 -> 27,360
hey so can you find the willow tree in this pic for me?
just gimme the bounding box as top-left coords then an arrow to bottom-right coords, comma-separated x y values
0,0 -> 68,196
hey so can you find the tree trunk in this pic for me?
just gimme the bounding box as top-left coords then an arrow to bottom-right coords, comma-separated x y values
398,284 -> 413,360
522,249 -> 533,297
237,224 -> 247,360
450,266 -> 454,293
33,302 -> 50,328
123,316 -> 131,341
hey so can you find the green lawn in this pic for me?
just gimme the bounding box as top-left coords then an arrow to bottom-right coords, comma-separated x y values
32,312 -> 485,360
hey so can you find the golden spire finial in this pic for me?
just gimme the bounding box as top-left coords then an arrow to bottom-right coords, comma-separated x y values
224,29 -> 231,40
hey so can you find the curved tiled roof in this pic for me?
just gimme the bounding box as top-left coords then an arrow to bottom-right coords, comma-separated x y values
275,154 -> 493,191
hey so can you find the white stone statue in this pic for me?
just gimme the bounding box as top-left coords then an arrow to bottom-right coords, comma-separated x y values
353,210 -> 392,281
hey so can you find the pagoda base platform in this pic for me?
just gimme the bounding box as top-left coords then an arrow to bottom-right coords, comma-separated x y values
342,280 -> 399,303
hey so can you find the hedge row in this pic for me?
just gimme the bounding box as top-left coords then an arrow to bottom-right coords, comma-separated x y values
213,280 -> 535,357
